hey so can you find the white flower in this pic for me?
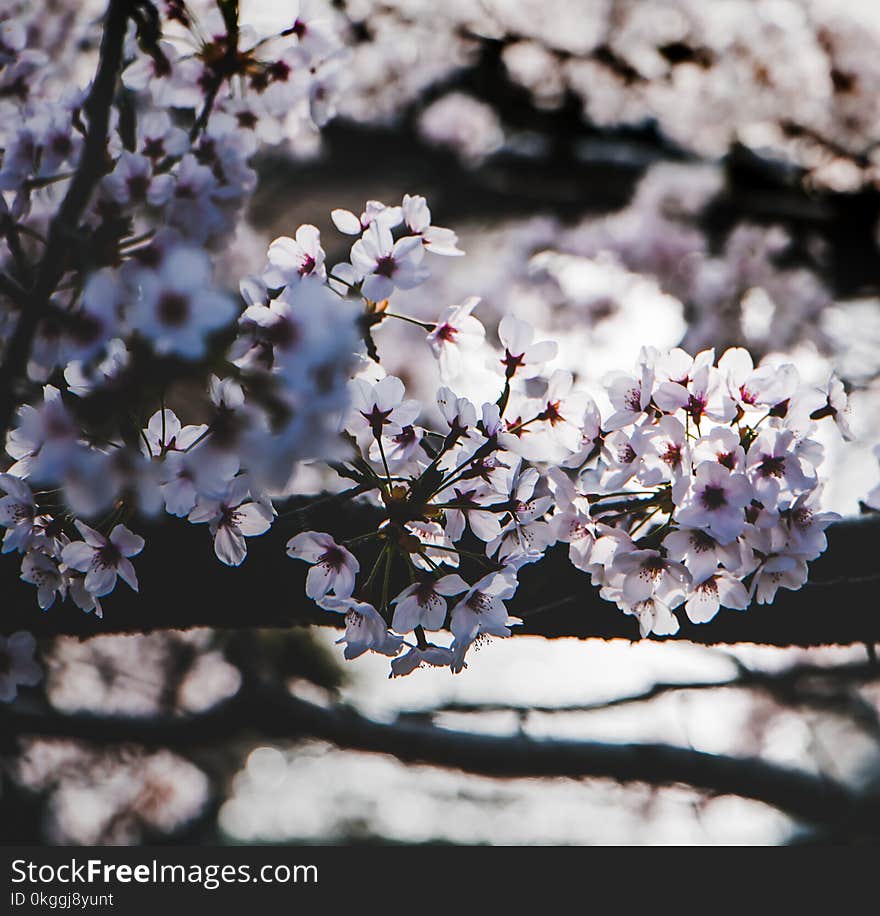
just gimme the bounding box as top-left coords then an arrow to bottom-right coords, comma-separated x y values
286,531 -> 359,599
436,387 -> 478,439
70,268 -> 121,363
692,427 -> 745,472
142,408 -> 207,457
61,522 -> 144,597
717,348 -> 798,413
0,474 -> 36,554
427,298 -> 485,378
625,595 -> 681,638
449,568 -> 520,672
783,490 -> 840,560
746,427 -> 815,505
613,549 -> 689,604
663,527 -> 742,583
188,478 -> 273,567
523,369 -> 592,460
654,361 -> 735,426
437,482 -> 502,543
497,315 -> 557,380
0,631 -> 42,702
604,358 -> 654,429
331,200 -> 402,235
684,571 -> 749,623
546,467 -> 595,571
163,154 -> 225,241
407,520 -> 460,571
137,110 -> 188,162
129,247 -> 237,358
319,596 -> 404,660
401,194 -> 463,256
675,461 -> 752,544
348,375 -> 419,440
638,415 -> 690,488
808,375 -> 854,441
350,222 -> 429,301
6,385 -> 79,480
20,550 -> 65,610
751,556 -> 809,604
560,397 -> 603,469
391,574 -> 469,632
262,224 -> 326,287
600,428 -> 643,490
489,463 -> 553,563
101,150 -> 173,207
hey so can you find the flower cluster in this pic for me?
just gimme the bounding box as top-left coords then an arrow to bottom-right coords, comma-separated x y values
0,2 -> 857,694
286,298 -> 850,674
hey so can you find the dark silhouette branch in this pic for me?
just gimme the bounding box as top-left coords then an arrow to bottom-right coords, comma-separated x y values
1,495 -> 878,648
0,0 -> 132,440
3,683 -> 878,830
397,659 -> 880,739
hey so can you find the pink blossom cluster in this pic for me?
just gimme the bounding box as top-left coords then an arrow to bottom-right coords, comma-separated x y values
0,2 -> 860,692
287,259 -> 852,675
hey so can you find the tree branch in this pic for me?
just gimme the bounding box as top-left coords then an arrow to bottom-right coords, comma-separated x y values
397,659 -> 880,739
0,494 -> 878,647
0,0 -> 132,441
3,684 -> 878,829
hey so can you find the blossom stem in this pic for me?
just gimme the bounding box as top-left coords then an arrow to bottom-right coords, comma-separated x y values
342,531 -> 380,547
428,439 -> 497,498
628,505 -> 664,537
380,545 -> 394,614
383,312 -> 434,331
376,434 -> 393,485
496,379 -> 511,416
361,543 -> 390,594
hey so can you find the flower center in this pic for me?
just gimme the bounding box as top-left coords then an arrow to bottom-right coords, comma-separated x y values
700,484 -> 727,510
157,291 -> 190,327
318,546 -> 346,571
374,255 -> 397,279
541,400 -> 564,425
661,442 -> 682,467
501,350 -> 525,378
624,387 -> 642,412
435,322 -> 457,342
95,541 -> 121,568
361,404 -> 394,435
687,393 -> 707,422
758,455 -> 786,478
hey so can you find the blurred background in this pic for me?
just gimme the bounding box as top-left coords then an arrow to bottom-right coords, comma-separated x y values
3,0 -> 880,845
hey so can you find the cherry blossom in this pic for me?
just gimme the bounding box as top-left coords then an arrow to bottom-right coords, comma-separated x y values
390,574 -> 469,632
349,222 -> 430,302
286,531 -> 359,600
426,298 -> 485,378
262,225 -> 326,287
188,479 -> 274,567
61,522 -> 144,598
497,315 -> 558,380
128,247 -> 237,359
0,0 -> 856,683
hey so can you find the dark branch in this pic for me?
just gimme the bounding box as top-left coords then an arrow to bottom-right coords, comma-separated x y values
397,659 -> 880,738
1,493 -> 879,648
3,684 -> 878,829
0,0 -> 132,441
